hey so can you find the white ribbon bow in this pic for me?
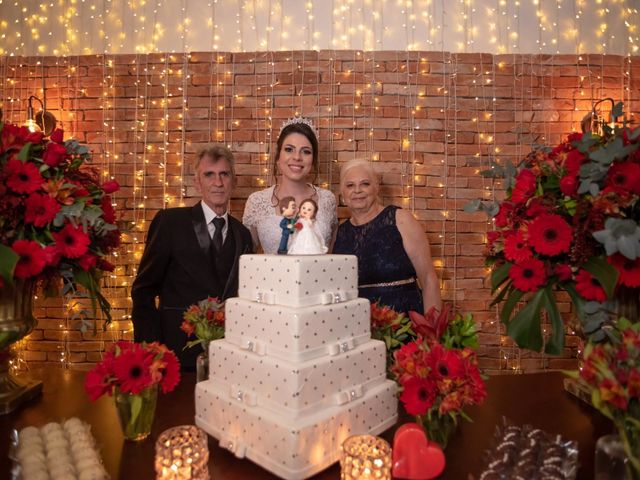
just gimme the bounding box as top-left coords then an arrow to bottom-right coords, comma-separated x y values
254,290 -> 276,304
328,338 -> 355,356
230,384 -> 257,407
335,384 -> 363,405
240,338 -> 266,355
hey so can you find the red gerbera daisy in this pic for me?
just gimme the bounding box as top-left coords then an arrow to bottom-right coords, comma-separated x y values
503,230 -> 532,263
158,350 -> 181,394
52,223 -> 91,258
24,193 -> 61,227
5,158 -> 43,194
606,161 -> 640,195
426,344 -> 465,381
84,361 -> 114,401
575,269 -> 607,302
399,377 -> 436,416
112,345 -> 153,394
528,214 -> 573,256
12,239 -> 47,279
508,258 -> 547,292
608,253 -> 640,288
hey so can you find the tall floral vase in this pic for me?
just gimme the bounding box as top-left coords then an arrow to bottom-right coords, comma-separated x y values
0,279 -> 43,414
114,384 -> 158,441
418,412 -> 457,450
619,419 -> 640,480
196,341 -> 210,383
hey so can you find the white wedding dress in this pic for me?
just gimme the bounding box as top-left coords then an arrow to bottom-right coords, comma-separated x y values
243,185 -> 337,254
288,217 -> 328,255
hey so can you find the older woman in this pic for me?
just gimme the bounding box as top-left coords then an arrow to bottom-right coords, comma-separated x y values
332,159 -> 442,315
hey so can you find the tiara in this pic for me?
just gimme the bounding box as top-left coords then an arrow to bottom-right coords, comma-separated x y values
279,115 -> 319,140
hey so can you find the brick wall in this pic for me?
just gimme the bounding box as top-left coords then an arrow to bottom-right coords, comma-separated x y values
2,51 -> 639,374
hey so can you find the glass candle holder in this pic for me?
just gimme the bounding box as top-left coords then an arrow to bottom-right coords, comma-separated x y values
340,434 -> 392,480
154,425 -> 210,479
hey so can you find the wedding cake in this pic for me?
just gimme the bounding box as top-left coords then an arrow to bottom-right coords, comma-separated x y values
195,254 -> 398,480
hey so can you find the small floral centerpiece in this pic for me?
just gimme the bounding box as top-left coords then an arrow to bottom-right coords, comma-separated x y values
0,122 -> 121,327
391,306 -> 486,449
370,302 -> 416,370
84,341 -> 180,441
572,319 -> 640,478
180,296 -> 226,350
471,102 -> 640,353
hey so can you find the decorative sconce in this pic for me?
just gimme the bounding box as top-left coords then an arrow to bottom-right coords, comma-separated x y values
340,434 -> 392,480
25,95 -> 57,136
580,98 -> 625,136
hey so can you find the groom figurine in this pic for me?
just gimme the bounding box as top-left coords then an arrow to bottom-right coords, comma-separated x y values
277,196 -> 298,254
131,145 -> 253,369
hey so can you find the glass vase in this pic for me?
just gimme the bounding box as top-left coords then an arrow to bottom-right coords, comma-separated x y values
418,412 -> 457,450
196,341 -> 210,383
114,384 -> 158,441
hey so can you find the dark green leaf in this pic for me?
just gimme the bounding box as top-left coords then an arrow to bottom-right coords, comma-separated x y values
491,262 -> 512,292
542,288 -> 564,355
499,285 -> 524,325
583,256 -> 618,299
0,245 -> 18,285
506,289 -> 545,352
17,143 -> 33,162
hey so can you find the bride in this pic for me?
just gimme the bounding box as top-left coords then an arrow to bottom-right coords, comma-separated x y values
288,199 -> 328,255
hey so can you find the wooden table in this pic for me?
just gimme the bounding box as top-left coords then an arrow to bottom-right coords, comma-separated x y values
0,369 -> 611,479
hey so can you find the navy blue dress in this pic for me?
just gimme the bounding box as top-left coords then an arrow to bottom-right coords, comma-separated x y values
333,205 -> 423,315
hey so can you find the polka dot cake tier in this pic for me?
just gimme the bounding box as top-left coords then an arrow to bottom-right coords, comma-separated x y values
195,254 -> 398,480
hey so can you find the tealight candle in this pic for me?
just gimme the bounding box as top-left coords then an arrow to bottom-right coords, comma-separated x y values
154,425 -> 209,480
340,434 -> 392,480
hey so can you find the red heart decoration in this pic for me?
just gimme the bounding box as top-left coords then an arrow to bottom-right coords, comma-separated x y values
392,423 -> 446,479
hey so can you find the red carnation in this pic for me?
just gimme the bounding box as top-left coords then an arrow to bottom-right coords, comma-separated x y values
528,214 -> 573,256
102,180 -> 120,194
78,253 -> 98,271
560,174 -> 579,196
12,240 -> 47,279
158,350 -> 181,394
606,161 -> 640,195
24,193 -> 60,227
510,169 -> 537,204
608,254 -> 640,288
49,128 -> 64,144
508,258 -> 547,292
5,158 -> 43,194
98,259 -> 115,272
494,202 -> 514,228
563,148 -> 585,175
52,223 -> 91,258
42,142 -> 68,167
1,123 -> 43,152
503,230 -> 532,263
575,269 -> 607,302
399,377 -> 436,416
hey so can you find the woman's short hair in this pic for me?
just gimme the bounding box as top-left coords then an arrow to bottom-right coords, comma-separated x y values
273,122 -> 319,180
339,158 -> 380,191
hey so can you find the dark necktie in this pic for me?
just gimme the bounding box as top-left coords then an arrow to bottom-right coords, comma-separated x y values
211,217 -> 225,253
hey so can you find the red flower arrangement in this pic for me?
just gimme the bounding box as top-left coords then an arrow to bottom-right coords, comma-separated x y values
471,102 -> 640,353
571,319 -> 640,477
180,296 -> 225,350
84,341 -> 181,401
391,306 -> 486,448
0,122 -> 121,324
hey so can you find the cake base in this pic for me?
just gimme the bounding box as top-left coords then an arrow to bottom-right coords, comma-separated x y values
195,379 -> 398,480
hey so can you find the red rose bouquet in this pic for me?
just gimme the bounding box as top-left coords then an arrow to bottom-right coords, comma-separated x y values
473,102 -> 640,353
84,341 -> 180,440
573,319 -> 640,478
0,122 -> 121,327
391,306 -> 486,448
181,296 -> 225,350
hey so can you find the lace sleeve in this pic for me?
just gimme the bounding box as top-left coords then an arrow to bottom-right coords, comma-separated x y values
315,188 -> 338,246
242,191 -> 260,229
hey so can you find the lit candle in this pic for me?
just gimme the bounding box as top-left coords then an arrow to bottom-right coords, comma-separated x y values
340,434 -> 391,480
154,425 -> 209,479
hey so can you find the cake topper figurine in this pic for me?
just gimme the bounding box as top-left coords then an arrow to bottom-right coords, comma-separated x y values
288,198 -> 328,255
279,115 -> 319,140
278,196 -> 298,254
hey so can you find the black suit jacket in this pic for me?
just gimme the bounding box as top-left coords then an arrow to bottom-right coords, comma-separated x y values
131,204 -> 253,369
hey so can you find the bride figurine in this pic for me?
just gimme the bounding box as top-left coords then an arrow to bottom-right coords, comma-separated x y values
288,198 -> 328,255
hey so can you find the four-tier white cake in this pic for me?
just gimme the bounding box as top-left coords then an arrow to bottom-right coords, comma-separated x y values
195,254 -> 398,480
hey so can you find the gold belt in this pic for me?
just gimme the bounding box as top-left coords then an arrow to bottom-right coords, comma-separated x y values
359,278 -> 416,289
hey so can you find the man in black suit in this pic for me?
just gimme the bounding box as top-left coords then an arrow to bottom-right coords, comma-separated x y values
131,145 -> 253,369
